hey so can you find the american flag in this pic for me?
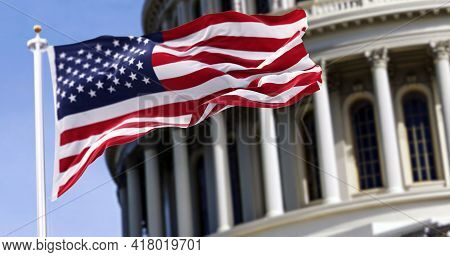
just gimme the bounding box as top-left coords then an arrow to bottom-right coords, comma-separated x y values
48,10 -> 322,199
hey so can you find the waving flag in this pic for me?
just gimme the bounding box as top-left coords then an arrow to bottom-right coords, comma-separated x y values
48,10 -> 322,199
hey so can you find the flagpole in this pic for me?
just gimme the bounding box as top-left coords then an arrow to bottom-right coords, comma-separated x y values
27,25 -> 48,237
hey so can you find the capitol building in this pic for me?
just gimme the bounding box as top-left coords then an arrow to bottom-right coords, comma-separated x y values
105,0 -> 450,236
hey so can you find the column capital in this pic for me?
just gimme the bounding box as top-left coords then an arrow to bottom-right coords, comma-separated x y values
365,48 -> 389,69
430,41 -> 450,61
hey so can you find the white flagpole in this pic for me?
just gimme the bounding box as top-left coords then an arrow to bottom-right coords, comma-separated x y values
27,25 -> 48,237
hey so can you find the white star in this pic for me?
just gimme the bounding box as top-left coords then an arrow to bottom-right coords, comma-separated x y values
58,63 -> 64,70
137,37 -> 142,43
76,84 -> 84,92
56,101 -> 60,109
142,77 -> 150,85
129,72 -> 137,81
134,48 -> 141,54
105,49 -> 112,56
72,70 -> 79,75
128,57 -> 135,65
63,79 -> 69,85
143,39 -> 149,45
86,76 -> 93,83
88,89 -> 96,97
139,49 -> 146,55
77,49 -> 85,55
113,77 -> 120,85
107,86 -> 116,93
111,63 -> 119,70
96,80 -> 104,89
66,67 -> 72,74
130,46 -> 136,53
69,94 -> 76,103
86,53 -> 93,59
59,52 -> 66,59
124,56 -> 129,62
61,91 -> 66,98
113,53 -> 119,59
136,61 -> 143,70
95,43 -> 102,51
79,73 -> 86,78
95,57 -> 102,63
82,63 -> 90,69
56,87 -> 61,94
67,56 -> 74,61
75,58 -> 82,64
103,62 -> 110,68
68,81 -> 75,87
106,73 -> 113,80
113,40 -> 120,47
57,76 -> 63,82
119,66 -> 126,74
122,44 -> 129,51
128,36 -> 134,40
125,81 -> 132,88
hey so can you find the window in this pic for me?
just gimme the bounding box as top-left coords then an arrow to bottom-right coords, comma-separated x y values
351,100 -> 383,190
300,111 -> 322,201
255,0 -> 270,13
402,92 -> 438,182
193,0 -> 202,19
221,0 -> 232,11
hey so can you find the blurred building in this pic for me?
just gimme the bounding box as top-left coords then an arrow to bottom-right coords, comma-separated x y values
105,0 -> 450,236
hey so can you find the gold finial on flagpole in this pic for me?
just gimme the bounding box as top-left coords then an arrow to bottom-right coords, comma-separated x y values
33,25 -> 42,33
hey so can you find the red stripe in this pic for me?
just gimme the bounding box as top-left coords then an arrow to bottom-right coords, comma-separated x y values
159,36 -> 290,53
57,133 -> 147,198
162,10 -> 306,41
60,90 -> 232,146
152,51 -> 264,67
59,121 -> 176,173
210,82 -> 320,108
159,42 -> 307,90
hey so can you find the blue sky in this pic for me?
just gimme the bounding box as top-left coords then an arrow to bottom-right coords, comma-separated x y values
0,0 -> 145,236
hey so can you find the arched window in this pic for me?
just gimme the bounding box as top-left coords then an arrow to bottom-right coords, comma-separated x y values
221,0 -> 232,11
300,111 -> 322,201
255,0 -> 270,13
351,100 -> 383,190
402,92 -> 438,182
193,0 -> 202,18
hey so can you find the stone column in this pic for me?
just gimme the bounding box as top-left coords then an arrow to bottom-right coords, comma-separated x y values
259,108 -> 285,217
233,0 -> 247,13
171,128 -> 194,236
143,147 -> 164,237
271,0 -> 291,10
126,165 -> 143,236
313,60 -> 342,204
210,113 -> 234,232
366,48 -> 404,193
431,41 -> 450,161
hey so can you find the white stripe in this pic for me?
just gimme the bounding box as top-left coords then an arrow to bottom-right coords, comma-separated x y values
163,18 -> 307,48
55,125 -> 168,186
58,55 -> 316,130
220,85 -> 309,104
154,32 -> 304,80
256,65 -> 322,87
58,115 -> 192,159
154,60 -> 250,80
153,45 -> 273,60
